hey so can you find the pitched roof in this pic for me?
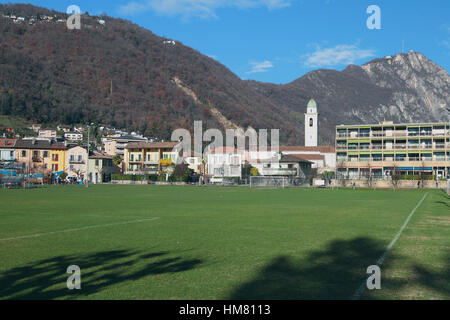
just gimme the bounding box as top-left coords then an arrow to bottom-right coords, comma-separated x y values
14,139 -> 66,150
90,152 -> 113,160
289,154 -> 325,161
0,139 -> 16,148
279,154 -> 313,164
279,145 -> 335,153
126,141 -> 179,149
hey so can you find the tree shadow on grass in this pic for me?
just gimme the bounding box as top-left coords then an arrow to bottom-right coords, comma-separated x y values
229,237 -> 400,300
0,250 -> 204,299
229,235 -> 450,300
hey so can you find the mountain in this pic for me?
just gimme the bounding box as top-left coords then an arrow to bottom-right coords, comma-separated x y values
249,53 -> 450,144
0,4 -> 449,145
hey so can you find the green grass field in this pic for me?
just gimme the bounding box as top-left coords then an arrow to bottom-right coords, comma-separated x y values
0,185 -> 448,300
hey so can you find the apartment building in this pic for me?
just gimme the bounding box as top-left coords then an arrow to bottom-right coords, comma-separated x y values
104,135 -> 148,157
124,142 -> 180,175
336,121 -> 450,179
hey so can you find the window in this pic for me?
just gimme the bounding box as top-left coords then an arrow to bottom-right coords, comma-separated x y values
95,159 -> 99,166
52,154 -> 58,161
78,155 -> 82,162
309,118 -> 314,127
21,150 -> 26,157
44,151 -> 49,158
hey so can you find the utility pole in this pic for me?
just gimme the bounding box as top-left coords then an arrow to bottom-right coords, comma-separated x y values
86,124 -> 90,188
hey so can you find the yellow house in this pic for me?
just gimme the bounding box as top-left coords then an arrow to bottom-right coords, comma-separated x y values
14,138 -> 66,174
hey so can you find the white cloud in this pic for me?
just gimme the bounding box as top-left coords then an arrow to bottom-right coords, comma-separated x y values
303,44 -> 375,68
247,60 -> 274,74
119,0 -> 292,19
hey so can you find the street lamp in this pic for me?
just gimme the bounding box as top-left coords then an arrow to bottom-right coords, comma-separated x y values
86,123 -> 94,188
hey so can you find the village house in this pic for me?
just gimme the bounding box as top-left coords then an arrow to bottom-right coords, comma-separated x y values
65,146 -> 88,182
14,138 -> 66,175
64,132 -> 83,141
0,138 -> 16,163
124,141 -> 180,175
88,153 -> 117,184
38,128 -> 57,139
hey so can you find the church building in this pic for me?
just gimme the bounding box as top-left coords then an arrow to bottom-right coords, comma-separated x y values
279,99 -> 336,172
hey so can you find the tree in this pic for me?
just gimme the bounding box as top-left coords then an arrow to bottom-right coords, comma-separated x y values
112,155 -> 122,166
59,171 -> 68,180
363,164 -> 374,189
390,165 -> 401,190
250,167 -> 259,177
170,163 -> 192,182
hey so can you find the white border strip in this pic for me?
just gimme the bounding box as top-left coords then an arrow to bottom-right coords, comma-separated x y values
351,192 -> 429,300
0,217 -> 160,242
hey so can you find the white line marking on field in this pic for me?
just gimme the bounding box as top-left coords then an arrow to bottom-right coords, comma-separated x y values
351,192 -> 429,300
0,217 -> 160,242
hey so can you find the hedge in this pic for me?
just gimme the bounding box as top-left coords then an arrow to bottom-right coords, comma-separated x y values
111,174 -> 159,181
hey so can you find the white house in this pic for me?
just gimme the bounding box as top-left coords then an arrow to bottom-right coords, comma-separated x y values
279,146 -> 336,172
206,147 -> 242,179
65,132 -> 83,141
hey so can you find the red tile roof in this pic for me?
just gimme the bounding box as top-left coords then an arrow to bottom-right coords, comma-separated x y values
0,139 -> 16,148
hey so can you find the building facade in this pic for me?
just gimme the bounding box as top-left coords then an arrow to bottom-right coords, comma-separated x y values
64,132 -> 83,141
38,129 -> 57,139
0,139 -> 16,163
206,147 -> 242,179
88,153 -> 117,184
336,121 -> 450,180
14,138 -> 66,175
124,142 -> 180,175
104,135 -> 148,157
279,146 -> 336,173
253,154 -> 312,178
65,146 -> 88,181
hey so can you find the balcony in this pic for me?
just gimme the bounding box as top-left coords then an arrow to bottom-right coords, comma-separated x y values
69,159 -> 85,164
160,158 -> 173,166
32,157 -> 42,163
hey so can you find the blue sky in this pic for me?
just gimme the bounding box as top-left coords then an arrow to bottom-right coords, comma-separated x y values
3,0 -> 450,83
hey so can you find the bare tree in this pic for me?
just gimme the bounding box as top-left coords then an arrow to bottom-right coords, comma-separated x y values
336,159 -> 347,188
390,165 -> 401,190
362,163 -> 374,189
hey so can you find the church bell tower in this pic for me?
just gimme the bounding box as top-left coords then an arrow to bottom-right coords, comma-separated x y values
304,99 -> 318,147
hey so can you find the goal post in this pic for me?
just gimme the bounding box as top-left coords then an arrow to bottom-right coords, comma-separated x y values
249,176 -> 310,188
